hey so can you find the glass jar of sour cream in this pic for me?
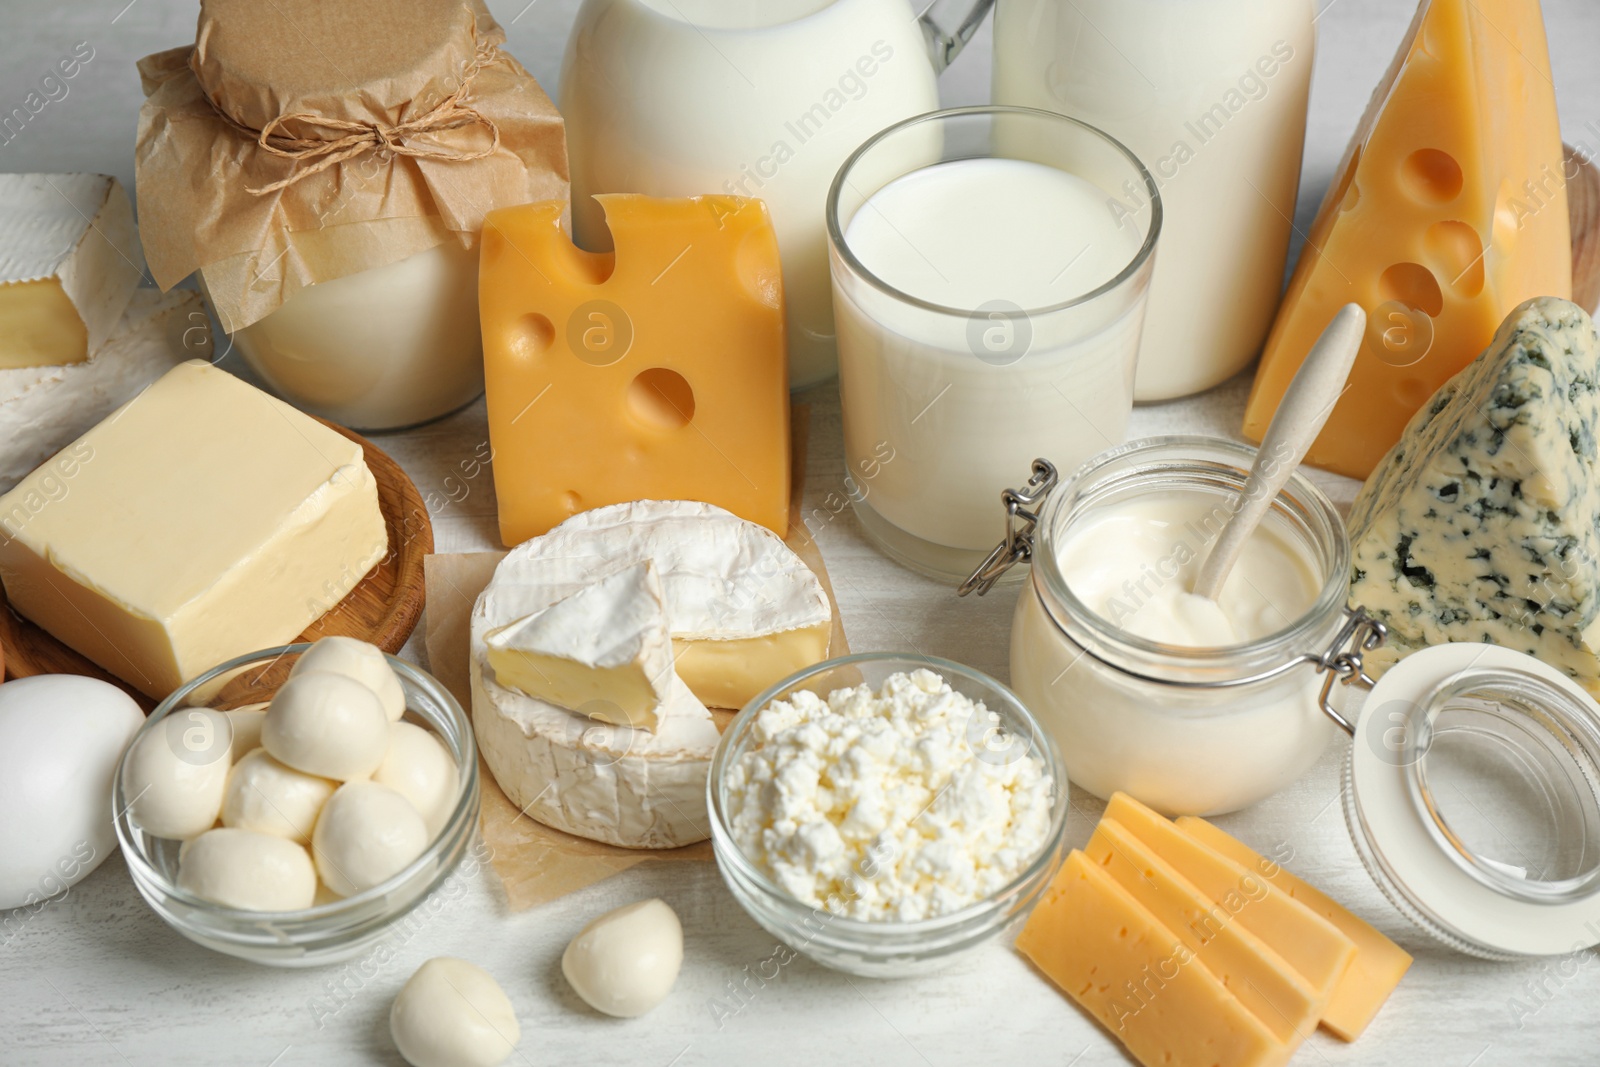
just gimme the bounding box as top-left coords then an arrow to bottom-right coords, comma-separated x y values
978,436 -> 1380,816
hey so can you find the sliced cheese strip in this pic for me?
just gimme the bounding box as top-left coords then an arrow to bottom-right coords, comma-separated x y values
1242,0 -> 1570,478
1104,793 -> 1357,1001
1017,851 -> 1288,1067
0,173 -> 145,367
486,560 -> 674,729
1086,820 -> 1321,1048
1178,816 -> 1413,1041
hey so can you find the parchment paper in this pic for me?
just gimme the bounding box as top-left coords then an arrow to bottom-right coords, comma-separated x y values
423,406 -> 849,910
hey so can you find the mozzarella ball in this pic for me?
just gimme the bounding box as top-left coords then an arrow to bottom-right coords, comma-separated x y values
391,957 -> 520,1067
291,637 -> 406,722
123,707 -> 233,840
176,827 -> 317,911
225,703 -> 269,759
262,672 -> 390,780
312,781 -> 428,897
0,676 -> 144,909
562,899 -> 683,1017
374,723 -> 458,838
221,748 -> 336,844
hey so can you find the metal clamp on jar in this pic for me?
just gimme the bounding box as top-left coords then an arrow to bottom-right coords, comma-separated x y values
964,436 -> 1384,816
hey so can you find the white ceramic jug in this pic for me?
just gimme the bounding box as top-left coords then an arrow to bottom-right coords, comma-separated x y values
560,0 -> 993,389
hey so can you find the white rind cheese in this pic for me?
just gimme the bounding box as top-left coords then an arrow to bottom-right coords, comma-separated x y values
0,288 -> 208,493
485,559 -> 674,730
0,173 -> 145,366
471,500 -> 830,848
1349,297 -> 1600,691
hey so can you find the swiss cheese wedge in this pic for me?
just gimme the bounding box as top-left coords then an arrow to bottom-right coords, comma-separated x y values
1243,0 -> 1570,478
1179,816 -> 1413,1041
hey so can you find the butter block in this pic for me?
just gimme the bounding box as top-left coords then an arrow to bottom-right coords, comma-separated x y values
1105,793 -> 1357,1002
480,195 -> 790,546
485,560 -> 674,730
0,173 -> 145,368
1243,0 -> 1570,478
1086,819 -> 1322,1048
0,288 -> 207,493
1017,851 -> 1286,1067
1178,816 -> 1413,1041
0,360 -> 387,698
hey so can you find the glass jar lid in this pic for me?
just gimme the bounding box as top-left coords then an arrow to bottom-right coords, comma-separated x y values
1348,643 -> 1600,958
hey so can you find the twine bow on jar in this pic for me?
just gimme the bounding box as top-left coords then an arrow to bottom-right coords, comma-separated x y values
207,43 -> 504,195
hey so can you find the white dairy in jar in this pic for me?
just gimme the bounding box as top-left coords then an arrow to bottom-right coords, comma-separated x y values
1007,437 -> 1349,816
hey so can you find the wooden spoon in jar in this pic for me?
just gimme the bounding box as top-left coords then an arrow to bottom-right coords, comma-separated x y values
1191,303 -> 1366,602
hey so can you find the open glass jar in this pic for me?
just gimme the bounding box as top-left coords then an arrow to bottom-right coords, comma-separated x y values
974,436 -> 1377,816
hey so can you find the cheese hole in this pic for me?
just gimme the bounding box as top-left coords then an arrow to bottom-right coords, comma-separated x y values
737,229 -> 783,310
1378,262 -> 1444,317
1401,148 -> 1464,203
561,490 -> 583,513
508,313 -> 555,363
1397,375 -> 1435,410
628,368 -> 695,429
1424,221 -> 1486,297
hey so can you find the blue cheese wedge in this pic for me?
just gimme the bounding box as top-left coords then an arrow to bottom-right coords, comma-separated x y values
1348,297 -> 1600,690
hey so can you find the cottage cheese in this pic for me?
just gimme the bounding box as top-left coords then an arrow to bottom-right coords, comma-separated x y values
724,670 -> 1054,922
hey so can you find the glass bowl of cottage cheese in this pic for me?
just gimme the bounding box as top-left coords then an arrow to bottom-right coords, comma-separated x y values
709,653 -> 1068,977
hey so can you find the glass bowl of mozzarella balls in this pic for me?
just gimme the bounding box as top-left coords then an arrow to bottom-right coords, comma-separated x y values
113,637 -> 479,966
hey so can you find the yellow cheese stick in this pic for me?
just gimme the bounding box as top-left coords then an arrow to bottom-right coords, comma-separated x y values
1104,794 -> 1357,1002
1018,851 -> 1288,1067
1086,820 -> 1323,1048
1178,815 -> 1413,1041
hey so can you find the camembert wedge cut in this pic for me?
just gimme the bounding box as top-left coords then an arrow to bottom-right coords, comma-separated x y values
1017,851 -> 1287,1067
471,499 -> 832,848
1243,0 -> 1570,478
1178,816 -> 1413,1041
485,560 -> 674,730
1348,298 -> 1600,691
0,173 -> 146,368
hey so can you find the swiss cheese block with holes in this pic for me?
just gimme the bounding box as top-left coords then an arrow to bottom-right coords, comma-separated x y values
1242,0 -> 1570,479
479,194 -> 789,546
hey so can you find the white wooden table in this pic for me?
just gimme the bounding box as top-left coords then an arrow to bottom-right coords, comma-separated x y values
3,1 -> 1600,1063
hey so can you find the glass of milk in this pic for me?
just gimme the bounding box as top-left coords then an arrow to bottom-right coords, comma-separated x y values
826,106 -> 1160,583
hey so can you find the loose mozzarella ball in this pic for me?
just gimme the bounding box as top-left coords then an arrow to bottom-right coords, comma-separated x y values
221,749 -> 336,844
312,781 -> 427,897
176,827 -> 317,911
562,899 -> 683,1017
124,707 -> 234,840
291,637 -> 406,722
390,957 -> 521,1067
374,723 -> 458,838
262,672 -> 389,780
225,703 -> 269,759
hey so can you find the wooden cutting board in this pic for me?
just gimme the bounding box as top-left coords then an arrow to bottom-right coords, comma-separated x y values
1569,143 -> 1600,314
0,420 -> 431,712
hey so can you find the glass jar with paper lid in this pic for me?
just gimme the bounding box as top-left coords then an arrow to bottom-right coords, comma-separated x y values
134,0 -> 568,430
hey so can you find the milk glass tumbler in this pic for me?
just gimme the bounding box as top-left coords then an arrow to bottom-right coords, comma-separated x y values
827,106 -> 1160,584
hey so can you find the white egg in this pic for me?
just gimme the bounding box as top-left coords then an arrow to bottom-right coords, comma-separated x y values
312,780 -> 427,897
176,827 -> 317,911
225,703 -> 269,759
221,748 -> 335,844
390,957 -> 521,1067
123,706 -> 233,840
291,636 -> 406,722
0,676 -> 144,910
373,722 -> 458,838
562,898 -> 684,1017
262,671 -> 390,780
